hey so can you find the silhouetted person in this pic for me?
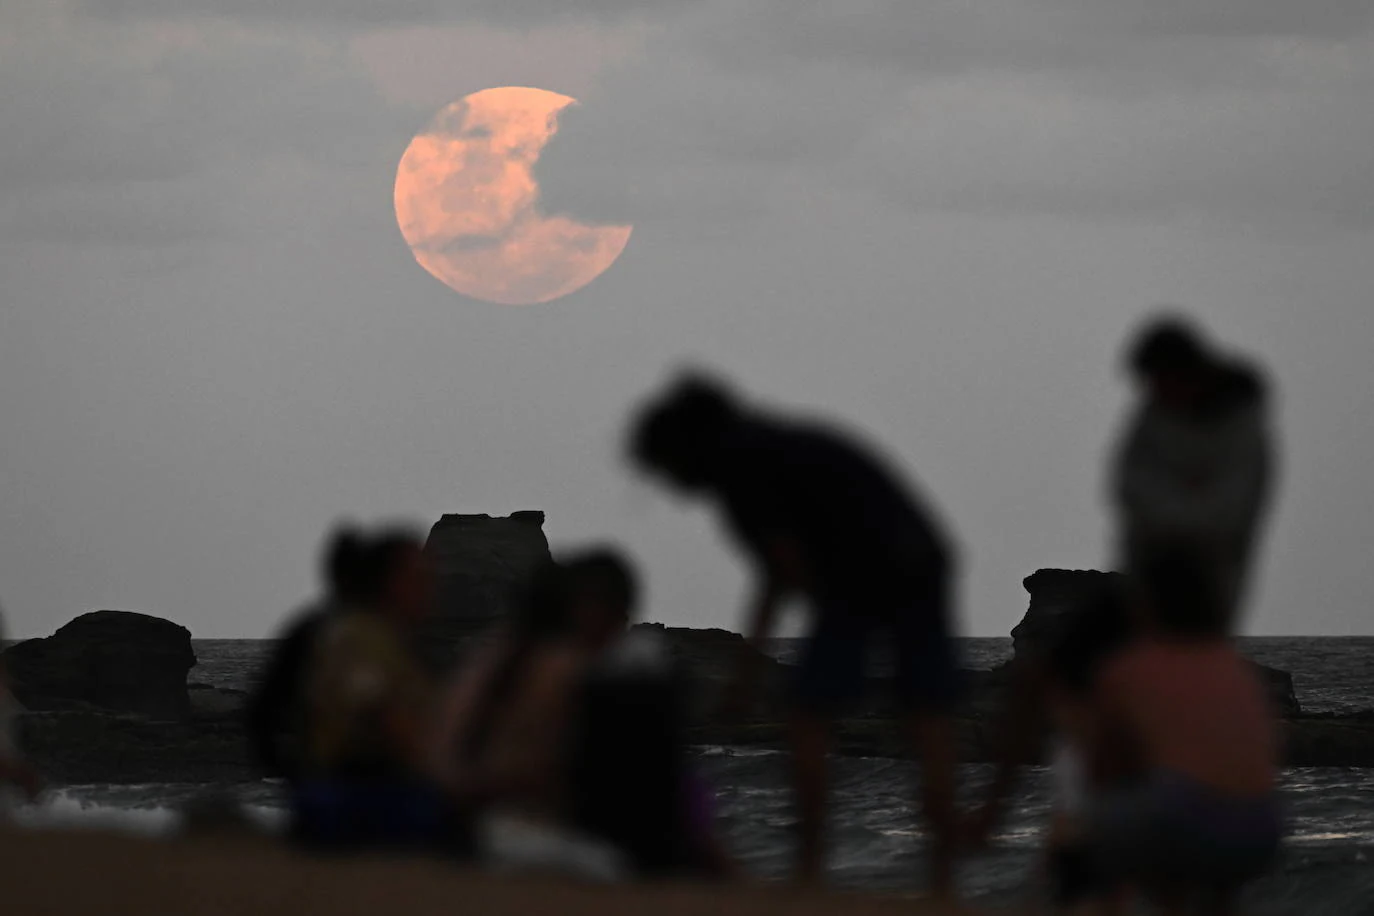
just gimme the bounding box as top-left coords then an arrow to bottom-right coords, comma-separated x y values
628,373 -> 961,893
428,552 -> 627,878
0,609 -> 42,810
247,526 -> 366,789
1087,550 -> 1282,913
565,552 -> 735,878
429,549 -> 727,879
295,528 -> 444,852
1034,582 -> 1136,913
1113,316 -> 1275,627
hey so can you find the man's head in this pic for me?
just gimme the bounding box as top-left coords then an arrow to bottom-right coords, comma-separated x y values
1126,316 -> 1214,407
628,372 -> 741,492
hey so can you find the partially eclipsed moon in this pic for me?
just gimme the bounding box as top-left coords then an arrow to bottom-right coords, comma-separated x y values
394,86 -> 631,305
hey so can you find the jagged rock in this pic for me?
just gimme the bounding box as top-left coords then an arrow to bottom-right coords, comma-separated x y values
632,623 -> 789,723
1007,568 -> 1300,716
2,612 -> 196,720
1010,569 -> 1125,660
418,510 -> 553,669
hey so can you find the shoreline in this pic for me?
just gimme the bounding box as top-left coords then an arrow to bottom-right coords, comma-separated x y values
0,826 -> 994,915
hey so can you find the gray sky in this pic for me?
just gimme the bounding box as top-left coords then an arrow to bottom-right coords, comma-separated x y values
1,1 -> 1371,638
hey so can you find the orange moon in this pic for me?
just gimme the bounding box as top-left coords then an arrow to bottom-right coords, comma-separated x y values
394,86 -> 632,305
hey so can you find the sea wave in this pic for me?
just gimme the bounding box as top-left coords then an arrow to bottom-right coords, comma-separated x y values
6,788 -> 286,836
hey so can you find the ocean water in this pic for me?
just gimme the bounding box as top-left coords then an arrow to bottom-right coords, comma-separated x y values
186,636 -> 1374,714
14,637 -> 1374,913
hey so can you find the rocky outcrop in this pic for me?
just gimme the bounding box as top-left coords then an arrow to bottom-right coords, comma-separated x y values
1007,568 -> 1300,717
17,710 -> 254,784
633,623 -> 789,723
2,611 -> 196,720
1010,569 -> 1125,659
418,511 -> 553,669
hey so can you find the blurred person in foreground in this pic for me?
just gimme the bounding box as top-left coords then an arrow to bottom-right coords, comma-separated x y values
966,316 -> 1276,864
428,549 -> 733,880
0,609 -> 43,815
1032,581 -> 1136,914
1113,315 -> 1276,629
627,372 -> 962,894
246,526 -> 367,795
295,527 -> 448,852
1084,549 -> 1282,914
959,575 -> 1138,912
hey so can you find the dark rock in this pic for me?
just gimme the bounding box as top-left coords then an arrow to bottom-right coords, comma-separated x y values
632,623 -> 790,722
1261,665 -> 1301,718
1010,568 -> 1125,661
1281,717 -> 1374,767
2,611 -> 196,720
418,511 -> 553,668
17,710 -> 254,784
188,684 -> 247,720
1007,568 -> 1300,716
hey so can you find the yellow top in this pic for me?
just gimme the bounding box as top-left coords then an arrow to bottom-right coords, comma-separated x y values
304,610 -> 430,777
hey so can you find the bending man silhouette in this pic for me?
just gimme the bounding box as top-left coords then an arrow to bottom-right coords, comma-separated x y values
628,373 -> 962,894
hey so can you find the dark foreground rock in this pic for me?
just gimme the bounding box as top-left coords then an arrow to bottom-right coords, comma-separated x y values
2,611 -> 196,720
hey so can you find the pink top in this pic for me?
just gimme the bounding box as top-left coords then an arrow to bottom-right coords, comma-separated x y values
1098,639 -> 1277,796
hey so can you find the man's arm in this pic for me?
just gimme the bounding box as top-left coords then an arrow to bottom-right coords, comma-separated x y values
725,535 -> 804,713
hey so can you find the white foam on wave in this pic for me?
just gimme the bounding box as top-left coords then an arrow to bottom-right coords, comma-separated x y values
4,789 -> 287,837
694,745 -> 784,759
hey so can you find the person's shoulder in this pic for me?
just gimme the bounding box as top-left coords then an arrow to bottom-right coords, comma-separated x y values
322,609 -> 394,651
1214,358 -> 1270,413
1095,640 -> 1146,686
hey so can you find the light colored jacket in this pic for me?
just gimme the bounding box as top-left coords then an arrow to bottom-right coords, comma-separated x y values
1113,367 -> 1274,588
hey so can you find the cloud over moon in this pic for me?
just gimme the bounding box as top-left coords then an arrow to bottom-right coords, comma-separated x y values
393,86 -> 632,305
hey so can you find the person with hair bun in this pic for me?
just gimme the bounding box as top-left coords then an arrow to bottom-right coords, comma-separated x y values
1113,314 -> 1277,629
294,526 -> 446,852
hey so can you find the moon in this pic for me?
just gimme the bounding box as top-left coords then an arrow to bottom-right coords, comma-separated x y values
394,86 -> 632,306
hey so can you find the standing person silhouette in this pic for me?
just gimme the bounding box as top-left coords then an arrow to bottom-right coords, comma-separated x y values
628,372 -> 963,896
1113,316 -> 1276,629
